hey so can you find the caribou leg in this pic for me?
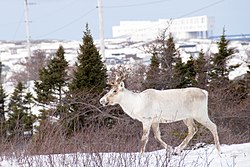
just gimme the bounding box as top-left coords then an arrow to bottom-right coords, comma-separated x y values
152,123 -> 173,152
174,118 -> 198,155
140,122 -> 151,154
194,117 -> 221,154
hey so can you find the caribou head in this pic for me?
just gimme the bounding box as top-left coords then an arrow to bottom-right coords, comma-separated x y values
100,68 -> 127,106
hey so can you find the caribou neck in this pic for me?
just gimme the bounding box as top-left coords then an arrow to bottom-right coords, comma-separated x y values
118,89 -> 140,119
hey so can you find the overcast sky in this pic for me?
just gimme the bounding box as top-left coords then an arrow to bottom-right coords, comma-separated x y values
0,0 -> 249,41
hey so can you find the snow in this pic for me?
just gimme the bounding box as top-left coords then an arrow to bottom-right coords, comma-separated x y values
0,38 -> 249,167
0,143 -> 249,167
1,38 -> 249,82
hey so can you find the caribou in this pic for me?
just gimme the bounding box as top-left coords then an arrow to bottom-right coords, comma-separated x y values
99,72 -> 221,155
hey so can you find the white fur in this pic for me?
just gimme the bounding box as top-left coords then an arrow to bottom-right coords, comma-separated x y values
100,82 -> 221,155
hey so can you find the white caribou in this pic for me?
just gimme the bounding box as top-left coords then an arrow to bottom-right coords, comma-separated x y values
99,74 -> 221,155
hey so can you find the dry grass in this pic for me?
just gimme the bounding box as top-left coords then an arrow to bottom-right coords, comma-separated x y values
1,73 -> 250,166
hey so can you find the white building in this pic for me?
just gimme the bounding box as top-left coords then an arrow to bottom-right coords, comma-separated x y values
112,15 -> 215,41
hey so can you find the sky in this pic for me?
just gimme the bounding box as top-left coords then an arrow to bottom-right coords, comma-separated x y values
0,0 -> 249,41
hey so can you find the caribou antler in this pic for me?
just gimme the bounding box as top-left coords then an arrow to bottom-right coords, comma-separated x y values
107,66 -> 128,86
115,66 -> 127,83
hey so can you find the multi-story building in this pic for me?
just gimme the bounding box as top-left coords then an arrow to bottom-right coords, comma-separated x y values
112,15 -> 215,41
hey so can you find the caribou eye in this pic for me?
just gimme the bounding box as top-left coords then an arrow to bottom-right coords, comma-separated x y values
113,90 -> 117,93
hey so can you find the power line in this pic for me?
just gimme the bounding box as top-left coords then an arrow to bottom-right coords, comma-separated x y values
113,0 -> 224,39
34,0 -> 172,40
12,14 -> 24,40
176,0 -> 224,19
32,0 -> 80,20
103,0 -> 172,8
34,7 -> 96,39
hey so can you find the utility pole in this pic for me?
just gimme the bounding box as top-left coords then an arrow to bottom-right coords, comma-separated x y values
0,51 -> 1,84
24,0 -> 31,57
97,0 -> 105,60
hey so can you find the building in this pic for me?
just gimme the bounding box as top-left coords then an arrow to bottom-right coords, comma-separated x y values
112,15 -> 215,41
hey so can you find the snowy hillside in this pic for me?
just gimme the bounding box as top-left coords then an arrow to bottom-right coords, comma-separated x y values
0,38 -> 249,83
0,143 -> 249,167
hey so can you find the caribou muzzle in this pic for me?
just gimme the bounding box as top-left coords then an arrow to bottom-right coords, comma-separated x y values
100,97 -> 109,106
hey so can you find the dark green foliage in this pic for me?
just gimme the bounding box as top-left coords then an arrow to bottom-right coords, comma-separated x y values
209,28 -> 235,84
6,82 -> 36,137
144,53 -> 161,89
0,61 -> 7,138
34,68 -> 53,105
62,91 -> 107,134
64,24 -> 108,132
0,85 -> 6,124
35,45 -> 69,122
0,61 -> 6,123
70,24 -> 107,92
35,45 -> 69,106
160,33 -> 180,89
195,50 -> 208,88
0,83 -> 7,137
174,56 -> 197,88
144,33 -> 180,89
161,33 -> 178,70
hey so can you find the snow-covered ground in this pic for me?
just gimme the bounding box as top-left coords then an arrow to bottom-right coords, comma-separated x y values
0,39 -> 249,84
0,143 -> 249,167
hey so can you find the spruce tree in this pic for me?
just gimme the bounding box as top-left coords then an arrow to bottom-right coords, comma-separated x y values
144,52 -> 161,89
0,85 -> 6,134
35,45 -> 69,118
0,61 -> 7,138
47,45 -> 68,104
161,33 -> 180,89
209,28 -> 235,84
161,33 -> 178,70
7,81 -> 36,137
70,24 -> 107,92
66,24 -> 107,131
195,50 -> 208,88
174,56 -> 197,88
34,68 -> 53,105
142,32 -> 179,89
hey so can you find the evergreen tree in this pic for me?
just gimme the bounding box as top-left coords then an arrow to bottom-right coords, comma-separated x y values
0,61 -> 7,138
142,32 -> 179,89
66,24 -> 107,131
70,24 -> 107,92
174,56 -> 197,88
195,50 -> 208,88
161,33 -> 178,70
35,68 -> 53,105
0,85 -> 6,134
144,52 -> 161,89
161,33 -> 180,89
7,81 -> 36,137
47,45 -> 68,104
209,28 -> 235,84
35,45 -> 69,117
